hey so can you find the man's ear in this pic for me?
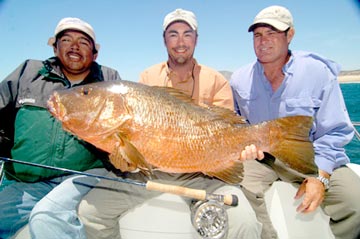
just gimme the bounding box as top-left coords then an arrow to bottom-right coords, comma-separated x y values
287,28 -> 295,44
163,35 -> 167,46
53,45 -> 58,57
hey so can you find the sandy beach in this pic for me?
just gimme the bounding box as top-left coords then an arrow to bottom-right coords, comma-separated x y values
338,75 -> 360,83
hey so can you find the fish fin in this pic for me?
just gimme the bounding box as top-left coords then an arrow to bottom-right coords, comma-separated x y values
152,86 -> 247,125
206,106 -> 248,125
152,86 -> 194,104
109,152 -> 137,172
206,161 -> 244,184
109,133 -> 153,177
265,116 -> 317,174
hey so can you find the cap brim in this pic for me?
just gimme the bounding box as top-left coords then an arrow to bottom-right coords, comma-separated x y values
248,19 -> 289,32
47,36 -> 100,51
47,37 -> 56,46
163,19 -> 197,31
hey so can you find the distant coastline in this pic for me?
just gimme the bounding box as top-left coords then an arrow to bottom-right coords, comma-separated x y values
338,74 -> 360,84
220,70 -> 360,83
338,69 -> 360,83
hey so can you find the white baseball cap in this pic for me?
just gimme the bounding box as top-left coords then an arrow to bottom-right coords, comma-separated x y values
47,17 -> 100,51
248,5 -> 293,32
163,8 -> 198,31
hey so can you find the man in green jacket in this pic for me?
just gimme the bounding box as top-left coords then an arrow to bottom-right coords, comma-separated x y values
0,17 -> 121,239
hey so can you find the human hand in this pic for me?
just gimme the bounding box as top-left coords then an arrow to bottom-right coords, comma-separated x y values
295,177 -> 325,213
240,144 -> 265,161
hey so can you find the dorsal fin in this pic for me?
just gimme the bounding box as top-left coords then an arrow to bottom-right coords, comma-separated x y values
151,86 -> 194,104
152,86 -> 248,125
206,106 -> 248,125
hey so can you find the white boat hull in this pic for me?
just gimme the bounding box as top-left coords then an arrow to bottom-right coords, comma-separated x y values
14,163 -> 360,239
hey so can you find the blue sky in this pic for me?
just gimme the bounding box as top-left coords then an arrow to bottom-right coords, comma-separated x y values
1,0 -> 360,82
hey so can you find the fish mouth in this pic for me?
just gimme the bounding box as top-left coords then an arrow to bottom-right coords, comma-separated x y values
47,92 -> 66,121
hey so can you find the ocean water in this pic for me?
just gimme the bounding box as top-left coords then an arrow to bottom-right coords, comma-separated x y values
341,83 -> 360,165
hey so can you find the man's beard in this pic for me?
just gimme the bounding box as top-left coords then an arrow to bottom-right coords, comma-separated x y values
175,56 -> 187,64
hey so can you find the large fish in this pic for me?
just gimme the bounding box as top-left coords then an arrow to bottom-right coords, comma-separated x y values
47,80 -> 317,184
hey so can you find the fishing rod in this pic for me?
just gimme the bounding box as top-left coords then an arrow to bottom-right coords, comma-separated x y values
0,157 -> 238,207
0,157 -> 233,238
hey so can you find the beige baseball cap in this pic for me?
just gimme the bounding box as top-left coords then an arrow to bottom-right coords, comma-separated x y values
47,17 -> 100,51
248,5 -> 293,32
163,8 -> 198,31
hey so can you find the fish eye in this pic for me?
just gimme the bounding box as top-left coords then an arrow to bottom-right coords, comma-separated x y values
81,87 -> 92,96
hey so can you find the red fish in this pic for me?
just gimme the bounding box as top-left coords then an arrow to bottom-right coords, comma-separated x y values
47,80 -> 316,184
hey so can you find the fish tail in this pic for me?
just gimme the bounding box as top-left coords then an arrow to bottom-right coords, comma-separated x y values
266,116 -> 317,174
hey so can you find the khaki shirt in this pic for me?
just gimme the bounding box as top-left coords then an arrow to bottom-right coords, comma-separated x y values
139,60 -> 234,110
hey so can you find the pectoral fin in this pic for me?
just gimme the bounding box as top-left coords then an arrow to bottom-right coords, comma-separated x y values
109,133 -> 153,176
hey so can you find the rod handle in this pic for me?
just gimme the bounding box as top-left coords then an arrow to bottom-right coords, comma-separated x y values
146,181 -> 238,206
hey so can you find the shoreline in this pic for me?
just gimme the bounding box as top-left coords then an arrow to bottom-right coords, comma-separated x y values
338,75 -> 360,84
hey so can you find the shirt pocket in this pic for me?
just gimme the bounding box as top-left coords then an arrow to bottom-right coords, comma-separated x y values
232,90 -> 258,117
234,90 -> 257,106
284,97 -> 321,116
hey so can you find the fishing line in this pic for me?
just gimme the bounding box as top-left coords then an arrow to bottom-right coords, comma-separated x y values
0,160 -> 4,186
352,121 -> 360,141
0,157 -> 146,186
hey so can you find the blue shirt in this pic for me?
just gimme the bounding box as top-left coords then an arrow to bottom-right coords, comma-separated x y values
230,50 -> 354,174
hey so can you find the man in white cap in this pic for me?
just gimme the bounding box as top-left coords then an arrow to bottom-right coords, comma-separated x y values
230,5 -> 360,239
0,17 -> 121,238
78,8 -> 262,239
139,8 -> 234,109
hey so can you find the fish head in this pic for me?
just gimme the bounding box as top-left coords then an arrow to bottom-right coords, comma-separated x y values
47,82 -> 132,139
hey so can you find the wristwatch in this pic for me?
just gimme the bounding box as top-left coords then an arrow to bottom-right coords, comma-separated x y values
316,175 -> 330,190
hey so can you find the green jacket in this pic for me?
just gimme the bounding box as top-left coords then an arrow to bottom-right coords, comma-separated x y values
0,57 -> 121,182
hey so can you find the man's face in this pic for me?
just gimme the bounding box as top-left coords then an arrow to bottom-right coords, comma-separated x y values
252,26 -> 293,64
164,21 -> 197,65
54,30 -> 97,79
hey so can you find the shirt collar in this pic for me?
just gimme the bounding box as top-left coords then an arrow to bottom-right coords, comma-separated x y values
282,50 -> 294,75
40,57 -> 103,85
165,58 -> 199,82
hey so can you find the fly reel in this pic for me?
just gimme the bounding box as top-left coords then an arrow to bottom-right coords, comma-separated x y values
190,200 -> 228,239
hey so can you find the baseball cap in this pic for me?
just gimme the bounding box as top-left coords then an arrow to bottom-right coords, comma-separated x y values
163,8 -> 198,31
248,5 -> 293,32
47,17 -> 100,51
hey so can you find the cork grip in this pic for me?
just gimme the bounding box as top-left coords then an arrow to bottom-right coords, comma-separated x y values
146,181 -> 238,206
